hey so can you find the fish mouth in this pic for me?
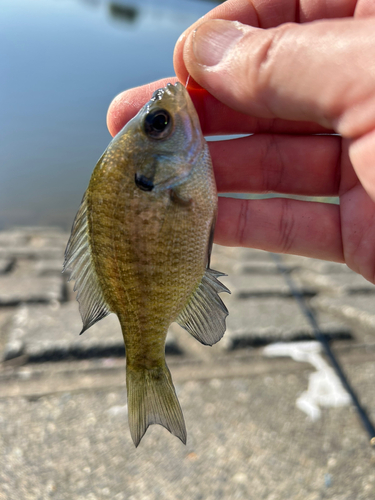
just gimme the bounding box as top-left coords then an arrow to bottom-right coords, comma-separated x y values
148,82 -> 191,115
147,81 -> 202,144
151,82 -> 184,102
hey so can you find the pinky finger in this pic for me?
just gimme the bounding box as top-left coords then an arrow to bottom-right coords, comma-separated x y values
216,197 -> 343,262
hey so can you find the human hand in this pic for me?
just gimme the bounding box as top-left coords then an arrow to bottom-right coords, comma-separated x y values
107,0 -> 375,283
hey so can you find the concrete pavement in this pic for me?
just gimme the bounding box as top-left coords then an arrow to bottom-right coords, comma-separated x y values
0,228 -> 375,499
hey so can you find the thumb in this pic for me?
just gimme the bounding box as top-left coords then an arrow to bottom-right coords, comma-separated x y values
182,18 -> 375,137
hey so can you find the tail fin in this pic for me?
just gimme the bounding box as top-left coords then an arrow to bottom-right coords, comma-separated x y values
126,362 -> 186,447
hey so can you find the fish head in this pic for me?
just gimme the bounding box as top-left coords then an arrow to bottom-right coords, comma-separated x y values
120,82 -> 205,193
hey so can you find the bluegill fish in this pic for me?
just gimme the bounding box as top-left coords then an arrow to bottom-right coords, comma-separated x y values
63,82 -> 229,447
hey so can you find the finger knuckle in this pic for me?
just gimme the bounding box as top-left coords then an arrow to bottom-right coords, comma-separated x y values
236,199 -> 252,247
262,135 -> 286,193
277,198 -> 296,253
242,24 -> 294,108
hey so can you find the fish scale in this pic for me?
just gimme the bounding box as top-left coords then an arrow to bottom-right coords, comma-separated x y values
63,82 -> 230,447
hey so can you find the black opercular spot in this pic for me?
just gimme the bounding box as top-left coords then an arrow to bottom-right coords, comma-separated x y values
144,109 -> 172,139
135,174 -> 154,192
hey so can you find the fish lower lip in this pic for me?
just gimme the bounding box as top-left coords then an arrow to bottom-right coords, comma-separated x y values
135,174 -> 154,192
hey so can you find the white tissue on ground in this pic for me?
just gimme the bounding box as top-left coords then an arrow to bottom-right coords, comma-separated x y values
263,341 -> 351,421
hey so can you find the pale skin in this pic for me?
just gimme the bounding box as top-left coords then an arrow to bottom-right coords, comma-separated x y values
106,0 -> 375,284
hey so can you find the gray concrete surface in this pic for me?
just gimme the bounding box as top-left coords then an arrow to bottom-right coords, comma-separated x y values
224,296 -> 350,349
1,350 -> 375,500
223,274 -> 315,299
3,303 -> 180,362
0,276 -> 63,306
0,228 -> 375,499
312,294 -> 375,344
296,270 -> 375,296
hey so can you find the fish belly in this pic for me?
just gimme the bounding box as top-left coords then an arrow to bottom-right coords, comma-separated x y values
87,160 -> 215,367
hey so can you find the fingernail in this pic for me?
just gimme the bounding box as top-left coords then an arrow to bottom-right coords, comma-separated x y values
192,20 -> 245,67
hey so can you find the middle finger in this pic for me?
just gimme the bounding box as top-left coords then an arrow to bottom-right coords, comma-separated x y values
210,133 -> 342,196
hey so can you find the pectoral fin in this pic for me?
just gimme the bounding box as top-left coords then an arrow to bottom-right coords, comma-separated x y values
63,192 -> 110,333
176,268 -> 230,346
169,189 -> 192,207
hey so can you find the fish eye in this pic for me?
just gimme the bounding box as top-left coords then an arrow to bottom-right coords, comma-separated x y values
144,109 -> 172,139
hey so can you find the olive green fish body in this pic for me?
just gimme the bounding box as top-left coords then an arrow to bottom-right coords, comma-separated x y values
88,142 -> 215,366
64,83 -> 229,446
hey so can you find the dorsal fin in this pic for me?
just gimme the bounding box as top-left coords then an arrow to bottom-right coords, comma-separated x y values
176,268 -> 230,346
63,192 -> 110,333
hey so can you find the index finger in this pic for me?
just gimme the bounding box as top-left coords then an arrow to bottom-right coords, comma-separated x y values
106,78 -> 331,137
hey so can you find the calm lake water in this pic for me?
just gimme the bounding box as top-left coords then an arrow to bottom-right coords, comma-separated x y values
1,0 -> 221,230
